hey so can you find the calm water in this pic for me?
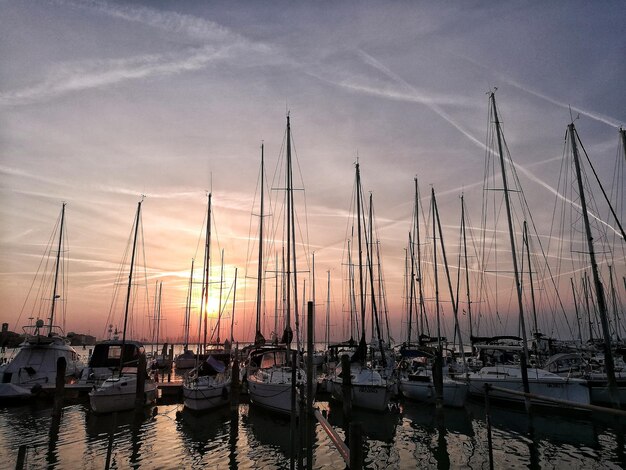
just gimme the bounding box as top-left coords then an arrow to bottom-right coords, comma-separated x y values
0,396 -> 624,469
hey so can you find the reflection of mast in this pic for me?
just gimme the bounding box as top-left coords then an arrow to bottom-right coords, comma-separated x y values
568,122 -> 619,408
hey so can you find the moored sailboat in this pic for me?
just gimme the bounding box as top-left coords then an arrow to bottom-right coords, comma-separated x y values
89,200 -> 157,413
0,203 -> 84,401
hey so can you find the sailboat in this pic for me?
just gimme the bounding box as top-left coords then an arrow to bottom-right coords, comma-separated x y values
182,192 -> 232,412
465,91 -> 590,407
399,187 -> 468,408
542,124 -> 626,407
330,161 -> 395,412
247,119 -> 310,415
0,203 -> 84,401
89,200 -> 157,413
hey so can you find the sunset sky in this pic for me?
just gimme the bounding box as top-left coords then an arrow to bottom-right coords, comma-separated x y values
1,1 -> 624,345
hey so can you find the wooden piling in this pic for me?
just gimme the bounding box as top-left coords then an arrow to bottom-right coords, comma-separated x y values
135,352 -> 146,410
349,421 -> 363,470
341,353 -> 352,428
306,301 -> 314,470
53,356 -> 66,417
16,444 -> 27,470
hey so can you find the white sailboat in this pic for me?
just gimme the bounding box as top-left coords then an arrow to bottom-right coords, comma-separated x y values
247,120 -> 310,415
466,92 -> 590,407
89,200 -> 157,413
183,192 -> 232,412
0,203 -> 84,401
330,162 -> 394,411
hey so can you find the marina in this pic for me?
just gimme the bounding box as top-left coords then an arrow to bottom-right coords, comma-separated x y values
1,2 -> 625,469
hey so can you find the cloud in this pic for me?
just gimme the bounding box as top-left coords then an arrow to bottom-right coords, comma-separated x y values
0,46 -> 231,106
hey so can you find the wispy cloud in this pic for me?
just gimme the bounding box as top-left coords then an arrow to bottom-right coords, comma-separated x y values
0,46 -> 230,106
2,1 -> 280,107
459,55 -> 622,129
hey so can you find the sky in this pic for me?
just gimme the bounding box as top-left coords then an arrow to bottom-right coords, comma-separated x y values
1,1 -> 624,345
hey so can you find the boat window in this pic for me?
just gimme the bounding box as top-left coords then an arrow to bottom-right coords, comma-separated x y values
108,346 -> 122,360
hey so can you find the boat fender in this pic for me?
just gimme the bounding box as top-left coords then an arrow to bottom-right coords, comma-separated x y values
31,383 -> 42,395
221,386 -> 228,399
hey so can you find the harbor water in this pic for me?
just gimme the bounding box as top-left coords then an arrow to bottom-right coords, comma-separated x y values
0,394 -> 624,469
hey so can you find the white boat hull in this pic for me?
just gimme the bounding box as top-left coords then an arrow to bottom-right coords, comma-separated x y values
467,366 -> 590,406
248,377 -> 294,414
400,377 -> 468,408
183,377 -> 231,411
89,375 -> 157,413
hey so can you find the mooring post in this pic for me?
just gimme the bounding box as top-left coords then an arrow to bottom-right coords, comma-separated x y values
135,352 -> 146,410
349,421 -> 363,470
53,356 -> 66,417
16,445 -> 27,470
290,349 -> 298,470
484,383 -> 494,470
231,356 -> 240,410
306,301 -> 314,470
341,353 -> 352,438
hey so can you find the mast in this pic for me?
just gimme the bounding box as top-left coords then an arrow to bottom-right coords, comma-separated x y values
489,92 -> 530,396
608,266 -> 621,342
431,190 -> 441,351
367,193 -> 386,366
407,232 -> 415,345
460,195 -> 474,341
570,278 -> 583,345
255,143 -> 266,345
200,193 -> 212,355
326,270 -> 331,348
120,199 -> 142,372
523,221 -> 539,338
217,249 -> 224,344
355,162 -> 367,358
433,188 -> 467,369
283,115 -> 295,351
568,122 -> 619,407
184,259 -> 195,351
48,202 -> 66,334
414,178 -> 427,339
231,268 -> 237,344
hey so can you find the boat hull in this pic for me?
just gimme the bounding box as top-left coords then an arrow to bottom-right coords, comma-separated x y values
247,377 -> 294,414
400,377 -> 468,408
467,366 -> 590,406
89,376 -> 157,414
183,378 -> 231,411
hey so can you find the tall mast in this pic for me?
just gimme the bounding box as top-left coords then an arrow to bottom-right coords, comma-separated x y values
433,188 -> 467,366
326,270 -> 331,348
48,202 -> 66,334
523,221 -> 539,338
201,193 -> 212,354
217,249 -> 224,344
355,162 -> 367,354
283,114 -> 296,353
255,143 -> 265,345
184,258 -> 195,350
431,190 -> 441,351
489,92 -> 530,395
414,178 -> 427,339
568,122 -> 619,408
231,267 -> 237,344
407,232 -> 415,344
460,195 -> 474,341
120,199 -> 142,371
367,193 -> 386,366
570,278 -> 583,345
